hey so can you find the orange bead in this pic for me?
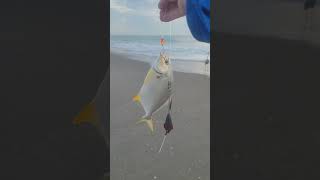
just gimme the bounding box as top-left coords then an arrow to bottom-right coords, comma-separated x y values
160,38 -> 165,45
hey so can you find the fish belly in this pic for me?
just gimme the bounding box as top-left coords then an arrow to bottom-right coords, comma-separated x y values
139,71 -> 171,116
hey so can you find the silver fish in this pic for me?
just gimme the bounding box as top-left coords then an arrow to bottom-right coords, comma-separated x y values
133,52 -> 174,134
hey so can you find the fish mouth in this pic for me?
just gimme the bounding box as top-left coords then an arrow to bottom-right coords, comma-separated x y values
154,53 -> 170,74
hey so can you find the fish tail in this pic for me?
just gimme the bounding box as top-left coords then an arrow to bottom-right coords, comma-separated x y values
136,117 -> 155,135
73,101 -> 99,127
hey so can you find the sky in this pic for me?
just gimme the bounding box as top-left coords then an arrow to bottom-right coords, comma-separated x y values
110,0 -> 192,36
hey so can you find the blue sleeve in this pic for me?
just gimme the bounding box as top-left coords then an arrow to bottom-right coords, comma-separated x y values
186,0 -> 210,43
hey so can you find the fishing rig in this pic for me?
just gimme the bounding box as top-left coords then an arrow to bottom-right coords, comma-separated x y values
157,14 -> 174,153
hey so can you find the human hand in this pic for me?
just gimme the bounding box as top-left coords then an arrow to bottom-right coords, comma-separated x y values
158,0 -> 186,22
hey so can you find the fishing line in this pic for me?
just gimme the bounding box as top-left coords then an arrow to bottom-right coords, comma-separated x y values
159,8 -> 167,52
157,5 -> 174,154
169,21 -> 172,55
158,134 -> 167,153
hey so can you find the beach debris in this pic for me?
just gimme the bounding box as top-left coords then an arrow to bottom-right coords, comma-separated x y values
153,176 -> 158,179
204,52 -> 210,74
133,52 -> 174,135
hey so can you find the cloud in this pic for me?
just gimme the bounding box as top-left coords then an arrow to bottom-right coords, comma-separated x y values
110,0 -> 159,19
110,0 -> 191,35
110,0 -> 135,14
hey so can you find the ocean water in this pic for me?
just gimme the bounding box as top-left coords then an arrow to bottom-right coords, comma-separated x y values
111,35 -> 210,75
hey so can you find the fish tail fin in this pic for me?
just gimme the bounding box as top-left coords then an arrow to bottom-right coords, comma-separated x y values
73,102 -> 99,127
136,117 -> 155,135
132,95 -> 141,103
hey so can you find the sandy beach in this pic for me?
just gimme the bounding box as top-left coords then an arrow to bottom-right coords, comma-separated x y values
110,52 -> 210,180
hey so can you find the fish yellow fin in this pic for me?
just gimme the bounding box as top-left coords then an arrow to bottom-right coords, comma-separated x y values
132,95 -> 141,102
73,102 -> 98,127
136,118 -> 155,135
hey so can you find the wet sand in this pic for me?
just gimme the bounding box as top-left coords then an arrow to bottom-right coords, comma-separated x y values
110,53 -> 210,180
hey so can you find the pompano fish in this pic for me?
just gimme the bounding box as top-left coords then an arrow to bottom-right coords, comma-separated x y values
133,52 -> 174,134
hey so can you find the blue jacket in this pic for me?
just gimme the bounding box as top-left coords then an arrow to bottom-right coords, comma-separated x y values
186,0 -> 210,43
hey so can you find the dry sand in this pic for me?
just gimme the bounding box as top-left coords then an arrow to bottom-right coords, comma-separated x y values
110,53 -> 210,180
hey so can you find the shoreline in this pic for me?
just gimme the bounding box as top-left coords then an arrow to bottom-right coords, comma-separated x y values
110,50 -> 211,77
